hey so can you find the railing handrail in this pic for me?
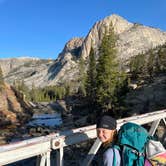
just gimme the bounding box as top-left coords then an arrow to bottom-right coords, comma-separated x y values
0,109 -> 166,165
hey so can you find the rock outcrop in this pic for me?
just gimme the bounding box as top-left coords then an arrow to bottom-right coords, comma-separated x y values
80,14 -> 166,62
0,14 -> 166,87
45,38 -> 84,86
80,14 -> 133,60
0,83 -> 32,126
0,57 -> 54,87
125,75 -> 166,116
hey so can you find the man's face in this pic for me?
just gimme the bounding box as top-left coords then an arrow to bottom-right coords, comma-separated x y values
97,128 -> 114,143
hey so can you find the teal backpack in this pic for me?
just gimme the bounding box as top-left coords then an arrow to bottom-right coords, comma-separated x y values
116,122 -> 150,166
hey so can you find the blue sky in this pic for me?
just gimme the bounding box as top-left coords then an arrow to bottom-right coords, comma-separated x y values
0,0 -> 166,59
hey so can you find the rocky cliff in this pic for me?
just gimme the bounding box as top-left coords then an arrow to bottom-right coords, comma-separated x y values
0,83 -> 32,127
0,57 -> 55,87
81,15 -> 166,61
0,14 -> 166,87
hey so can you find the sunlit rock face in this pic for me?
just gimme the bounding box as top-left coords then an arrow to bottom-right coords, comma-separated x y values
0,83 -> 31,127
80,14 -> 166,61
0,57 -> 55,87
1,14 -> 166,87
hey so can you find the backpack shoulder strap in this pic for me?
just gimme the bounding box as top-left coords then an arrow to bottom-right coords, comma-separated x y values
113,145 -> 121,151
112,145 -> 121,166
113,148 -> 117,166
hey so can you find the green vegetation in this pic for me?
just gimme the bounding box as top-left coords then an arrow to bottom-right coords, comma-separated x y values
0,66 -> 4,90
10,28 -> 166,118
85,47 -> 96,101
84,24 -> 128,115
95,24 -> 128,112
13,80 -> 31,100
129,53 -> 146,79
13,81 -> 69,102
85,47 -> 97,112
78,56 -> 87,96
129,43 -> 166,80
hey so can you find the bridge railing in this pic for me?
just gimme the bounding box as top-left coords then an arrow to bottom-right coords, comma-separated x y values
0,109 -> 166,166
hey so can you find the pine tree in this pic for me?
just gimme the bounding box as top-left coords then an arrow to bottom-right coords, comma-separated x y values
147,51 -> 155,79
130,53 -> 146,79
0,66 -> 4,87
158,48 -> 166,72
15,80 -> 30,101
30,82 -> 38,102
85,47 -> 97,104
95,24 -> 127,112
64,82 -> 72,97
78,56 -> 86,96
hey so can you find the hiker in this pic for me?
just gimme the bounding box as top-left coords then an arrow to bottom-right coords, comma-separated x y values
96,115 -> 121,166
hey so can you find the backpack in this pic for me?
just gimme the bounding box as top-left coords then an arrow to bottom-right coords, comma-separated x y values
117,122 -> 150,166
145,139 -> 166,166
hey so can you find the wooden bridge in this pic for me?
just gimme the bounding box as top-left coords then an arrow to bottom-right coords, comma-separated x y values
0,109 -> 166,166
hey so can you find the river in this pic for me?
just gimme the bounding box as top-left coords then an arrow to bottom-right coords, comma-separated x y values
26,113 -> 62,127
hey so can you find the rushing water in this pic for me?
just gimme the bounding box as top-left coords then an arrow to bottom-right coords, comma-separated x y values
26,113 -> 62,127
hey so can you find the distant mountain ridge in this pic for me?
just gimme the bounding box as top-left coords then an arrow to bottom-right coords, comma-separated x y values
1,14 -> 166,87
0,58 -> 54,87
